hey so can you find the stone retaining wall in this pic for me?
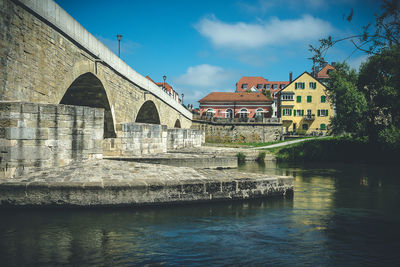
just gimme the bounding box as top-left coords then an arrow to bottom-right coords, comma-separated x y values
103,123 -> 203,157
0,102 -> 103,178
167,128 -> 202,150
103,123 -> 168,157
192,120 -> 282,143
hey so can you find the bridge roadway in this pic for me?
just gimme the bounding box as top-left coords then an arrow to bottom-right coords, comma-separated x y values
0,0 -> 192,137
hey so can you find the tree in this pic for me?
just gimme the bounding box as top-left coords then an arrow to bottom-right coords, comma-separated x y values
327,62 -> 368,136
310,0 -> 400,148
309,0 -> 400,73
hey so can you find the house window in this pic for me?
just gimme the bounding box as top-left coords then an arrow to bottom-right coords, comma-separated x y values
240,108 -> 248,118
205,108 -> 215,117
282,108 -> 292,116
320,123 -> 326,130
309,82 -> 316,89
265,84 -> 271,89
293,109 -> 304,116
302,124 -> 309,130
281,94 -> 294,101
295,82 -> 305,89
272,84 -> 278,89
296,96 -> 301,103
280,84 -> 285,89
318,109 -> 329,116
242,84 -> 248,89
257,84 -> 263,89
321,95 -> 326,103
226,108 -> 233,118
307,96 -> 312,103
307,109 -> 312,115
255,108 -> 264,118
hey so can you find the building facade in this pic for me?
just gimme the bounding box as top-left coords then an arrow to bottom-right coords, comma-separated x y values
235,76 -> 289,118
199,92 -> 273,120
278,72 -> 334,134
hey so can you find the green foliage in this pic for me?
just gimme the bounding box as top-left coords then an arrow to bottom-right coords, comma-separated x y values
256,151 -> 266,162
262,89 -> 271,98
326,62 -> 368,136
325,45 -> 400,148
271,136 -> 400,164
245,89 -> 252,93
378,125 -> 400,149
236,152 -> 246,164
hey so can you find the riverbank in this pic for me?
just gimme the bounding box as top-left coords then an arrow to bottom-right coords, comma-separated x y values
265,136 -> 400,164
0,159 -> 293,207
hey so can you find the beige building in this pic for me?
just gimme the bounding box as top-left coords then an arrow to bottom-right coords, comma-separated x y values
278,72 -> 334,134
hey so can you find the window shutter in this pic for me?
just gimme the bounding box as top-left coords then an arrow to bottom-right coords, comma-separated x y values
297,96 -> 301,102
301,110 -> 304,116
295,83 -> 297,89
303,83 -> 305,89
326,110 -> 328,116
317,110 -> 320,116
294,110 -> 296,117
289,109 -> 292,116
282,109 -> 284,116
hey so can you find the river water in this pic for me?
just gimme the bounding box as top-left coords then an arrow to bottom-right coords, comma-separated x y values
0,161 -> 399,266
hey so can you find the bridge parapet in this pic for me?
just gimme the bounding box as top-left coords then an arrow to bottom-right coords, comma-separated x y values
17,0 -> 192,120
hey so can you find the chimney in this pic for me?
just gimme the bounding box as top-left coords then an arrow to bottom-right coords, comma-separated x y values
289,72 -> 293,83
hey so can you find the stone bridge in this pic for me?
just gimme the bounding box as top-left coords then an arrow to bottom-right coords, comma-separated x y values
0,0 -> 192,135
0,0 -> 203,178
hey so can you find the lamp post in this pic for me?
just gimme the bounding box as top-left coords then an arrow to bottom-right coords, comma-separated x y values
162,75 -> 166,92
117,34 -> 122,58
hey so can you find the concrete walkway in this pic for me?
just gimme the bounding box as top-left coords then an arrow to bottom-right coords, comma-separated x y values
252,137 -> 327,150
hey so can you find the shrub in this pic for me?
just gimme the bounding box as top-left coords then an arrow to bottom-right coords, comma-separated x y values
236,152 -> 246,164
256,151 -> 266,162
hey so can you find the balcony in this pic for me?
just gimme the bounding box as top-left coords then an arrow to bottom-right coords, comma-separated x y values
304,114 -> 315,120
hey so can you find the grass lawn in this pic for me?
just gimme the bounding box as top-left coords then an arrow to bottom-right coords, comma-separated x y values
205,136 -> 318,148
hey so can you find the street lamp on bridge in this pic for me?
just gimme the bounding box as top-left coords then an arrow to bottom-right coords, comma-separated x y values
116,34 -> 122,58
163,75 -> 167,92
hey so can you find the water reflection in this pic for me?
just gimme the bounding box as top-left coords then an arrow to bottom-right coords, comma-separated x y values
1,161 -> 400,265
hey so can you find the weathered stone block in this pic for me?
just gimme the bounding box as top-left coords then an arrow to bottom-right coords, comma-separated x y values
6,127 -> 35,140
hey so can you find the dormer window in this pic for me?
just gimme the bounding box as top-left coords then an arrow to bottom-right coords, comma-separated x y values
257,84 -> 263,89
242,84 -> 248,89
265,84 -> 271,89
272,84 -> 278,89
280,84 -> 285,89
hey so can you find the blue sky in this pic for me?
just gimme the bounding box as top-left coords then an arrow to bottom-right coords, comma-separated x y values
55,0 -> 381,106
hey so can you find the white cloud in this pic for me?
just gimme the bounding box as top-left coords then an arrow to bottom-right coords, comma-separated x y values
195,15 -> 334,50
174,64 -> 235,88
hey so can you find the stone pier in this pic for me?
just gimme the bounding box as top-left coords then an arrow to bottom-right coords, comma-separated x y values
0,159 -> 293,207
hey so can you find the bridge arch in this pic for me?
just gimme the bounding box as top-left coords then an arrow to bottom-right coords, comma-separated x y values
136,100 -> 160,124
60,72 -> 116,138
174,119 -> 181,128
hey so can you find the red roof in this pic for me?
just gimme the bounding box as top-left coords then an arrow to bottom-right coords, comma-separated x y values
199,92 -> 272,103
156,82 -> 173,93
317,64 -> 335,79
145,75 -> 156,84
236,76 -> 289,94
